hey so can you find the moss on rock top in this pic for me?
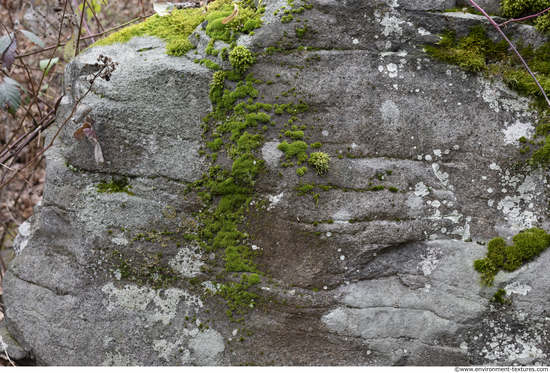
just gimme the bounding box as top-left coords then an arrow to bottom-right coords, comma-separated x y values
93,0 -> 263,56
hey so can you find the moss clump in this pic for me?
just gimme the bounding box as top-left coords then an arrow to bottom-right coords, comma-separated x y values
93,3 -> 219,56
295,181 -> 314,195
474,228 -> 550,286
207,138 -> 224,151
502,0 -> 550,34
201,59 -> 222,70
425,25 -> 507,72
205,2 -> 263,42
219,274 -> 260,316
296,166 -> 307,176
93,0 -> 263,55
229,46 -> 255,73
308,151 -> 330,175
96,178 -> 134,195
278,140 -> 308,162
490,288 -> 512,305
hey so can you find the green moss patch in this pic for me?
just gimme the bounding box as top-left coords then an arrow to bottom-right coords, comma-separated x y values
93,0 -> 263,56
474,228 -> 550,286
95,178 -> 134,195
308,151 -> 330,175
490,288 -> 512,305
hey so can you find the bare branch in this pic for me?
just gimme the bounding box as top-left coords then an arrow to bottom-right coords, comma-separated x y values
15,14 -> 152,60
499,7 -> 550,28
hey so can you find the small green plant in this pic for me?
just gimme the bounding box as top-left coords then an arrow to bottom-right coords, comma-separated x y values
308,151 -> 330,175
296,167 -> 308,176
490,288 -> 512,305
229,46 -> 255,73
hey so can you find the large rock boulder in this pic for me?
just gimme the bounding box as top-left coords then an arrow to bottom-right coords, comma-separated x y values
3,0 -> 550,366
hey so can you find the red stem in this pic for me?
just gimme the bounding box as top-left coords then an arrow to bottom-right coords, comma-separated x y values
72,0 -> 95,43
499,7 -> 550,28
469,0 -> 550,108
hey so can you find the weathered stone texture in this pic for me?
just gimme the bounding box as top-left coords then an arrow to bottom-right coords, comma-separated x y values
3,0 -> 550,366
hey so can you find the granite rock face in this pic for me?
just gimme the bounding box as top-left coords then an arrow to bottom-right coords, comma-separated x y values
3,0 -> 550,366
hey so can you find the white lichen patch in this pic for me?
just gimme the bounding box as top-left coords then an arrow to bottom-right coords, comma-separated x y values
443,210 -> 462,224
476,309 -> 548,363
497,194 -> 538,232
502,120 -> 534,146
386,63 -> 398,78
505,282 -> 532,296
111,233 -> 128,246
414,182 -> 429,197
417,27 -> 431,36
380,100 -> 400,125
188,329 -> 225,365
102,282 -> 202,325
378,13 -> 405,37
102,350 -> 132,366
332,209 -> 351,222
419,247 -> 442,276
267,192 -> 284,211
169,245 -> 204,278
261,141 -> 283,169
13,219 -> 32,255
202,280 -> 220,294
153,339 -> 182,361
432,164 -> 449,187
477,78 -> 534,116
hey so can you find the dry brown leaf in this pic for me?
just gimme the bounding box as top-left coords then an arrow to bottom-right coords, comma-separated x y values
222,3 -> 238,24
73,122 -> 92,141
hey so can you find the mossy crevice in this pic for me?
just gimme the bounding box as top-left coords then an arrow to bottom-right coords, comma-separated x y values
95,178 -> 134,195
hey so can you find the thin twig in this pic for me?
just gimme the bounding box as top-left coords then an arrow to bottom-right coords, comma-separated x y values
0,163 -> 31,188
0,0 -> 69,183
15,14 -> 152,60
84,0 -> 105,32
0,109 -> 56,164
0,61 -> 114,191
0,340 -> 15,367
469,0 -> 550,108
499,7 -> 550,28
72,0 -> 95,43
75,0 -> 87,57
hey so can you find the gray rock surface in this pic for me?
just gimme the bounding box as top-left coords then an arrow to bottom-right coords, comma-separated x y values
3,0 -> 550,366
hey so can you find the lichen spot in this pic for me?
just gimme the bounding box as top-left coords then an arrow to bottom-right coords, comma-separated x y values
380,100 -> 400,126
